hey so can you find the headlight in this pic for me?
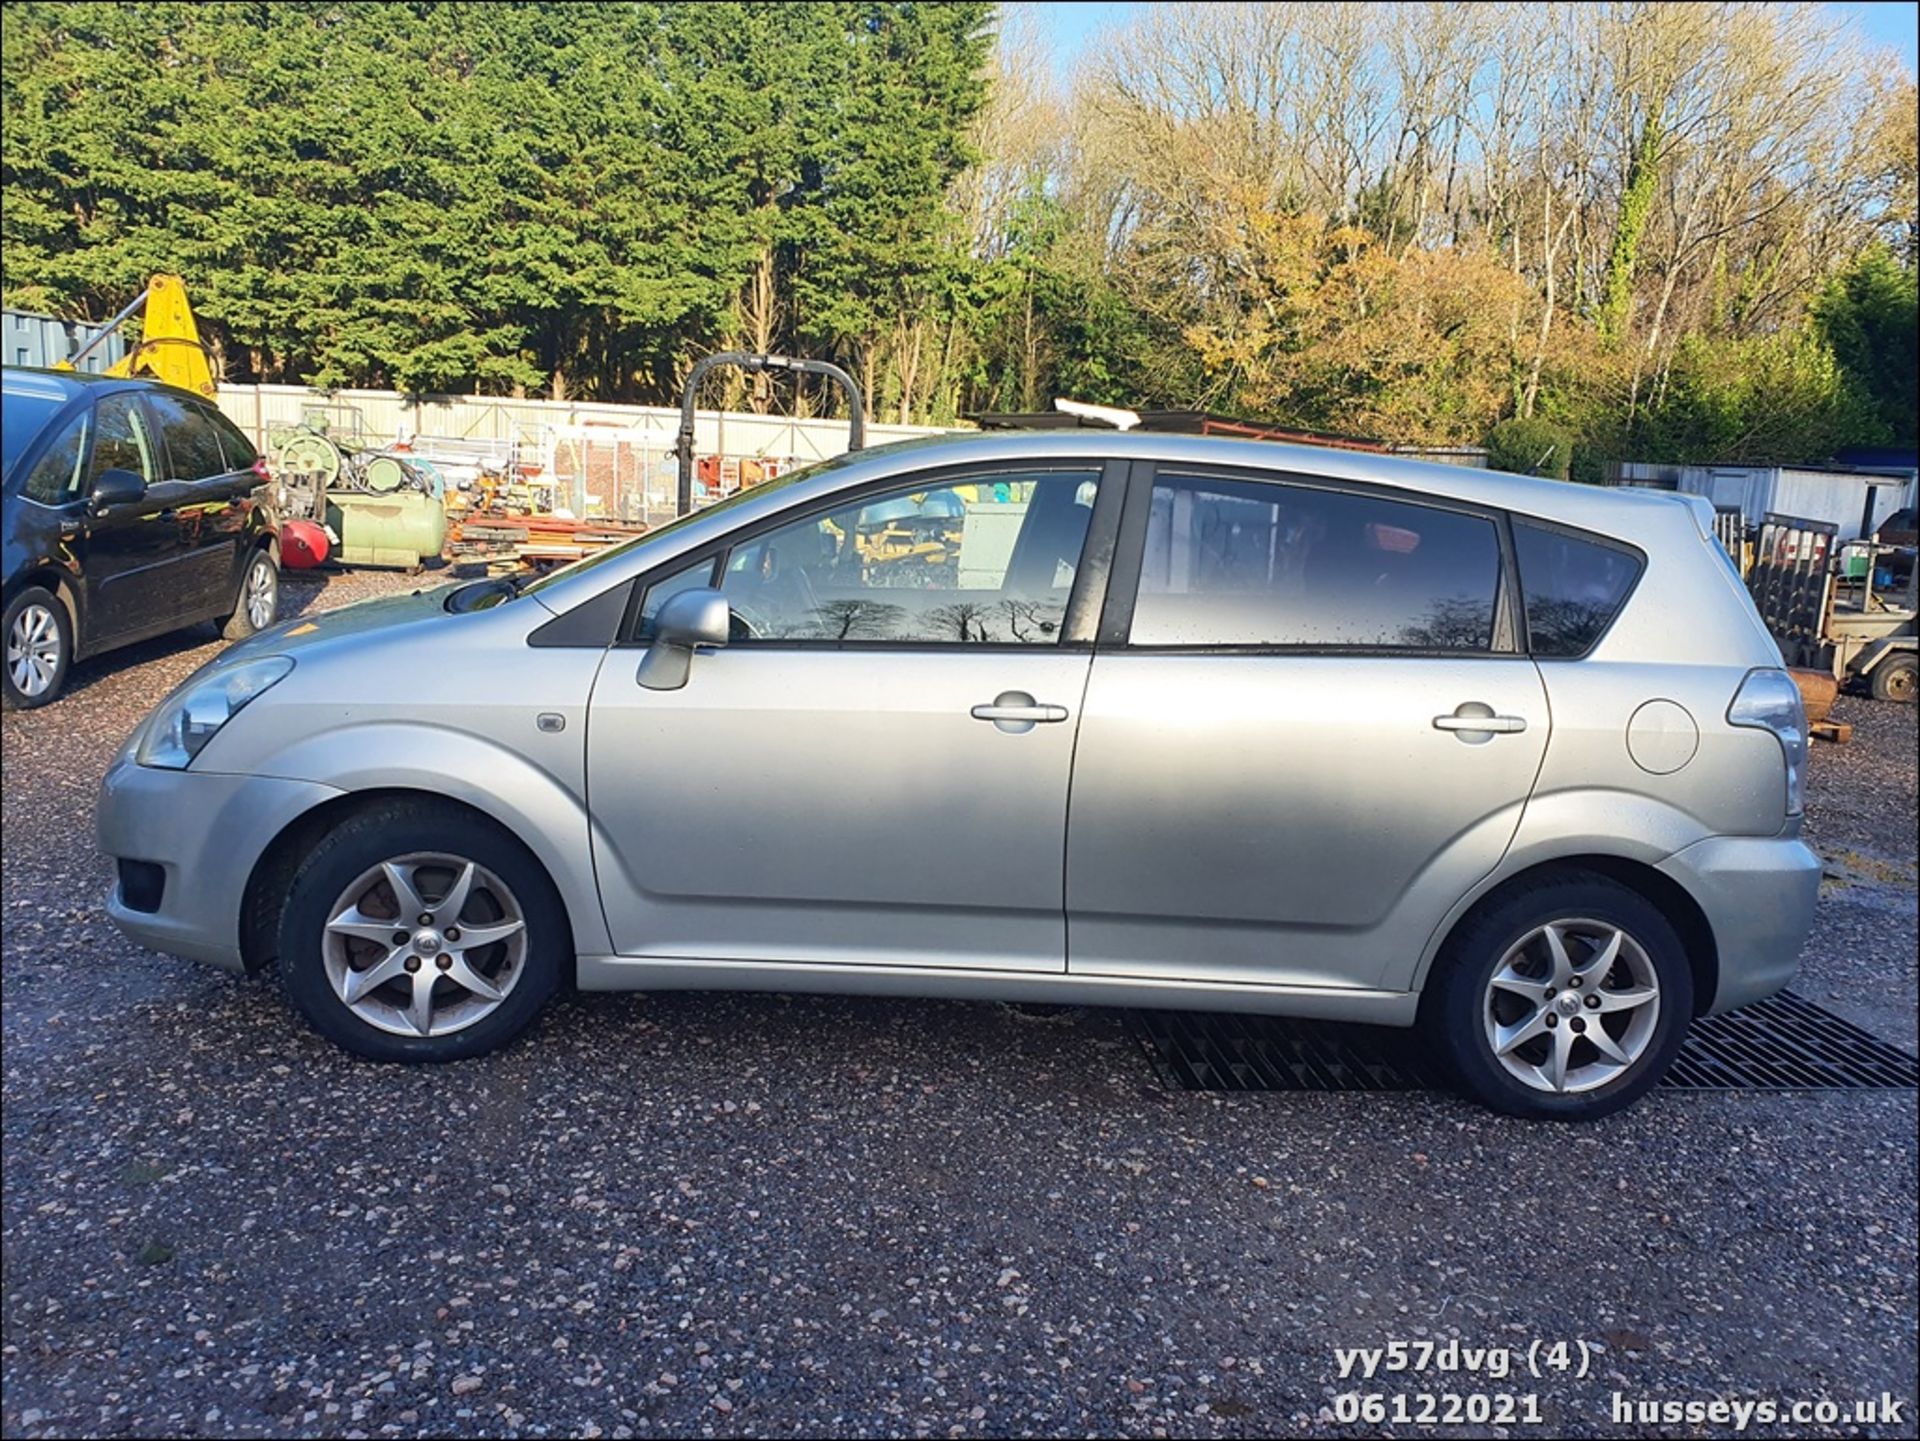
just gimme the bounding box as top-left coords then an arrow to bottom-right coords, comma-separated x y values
1727,667 -> 1807,817
137,656 -> 294,769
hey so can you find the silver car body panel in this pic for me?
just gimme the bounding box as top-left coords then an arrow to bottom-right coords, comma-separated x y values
97,753 -> 343,971
587,646 -> 1091,970
95,431 -> 1816,1024
1066,653 -> 1548,991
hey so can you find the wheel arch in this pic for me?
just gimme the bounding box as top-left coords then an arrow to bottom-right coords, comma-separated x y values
239,786 -> 588,981
1418,854 -> 1720,1018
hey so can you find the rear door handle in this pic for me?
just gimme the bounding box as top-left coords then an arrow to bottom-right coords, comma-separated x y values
971,691 -> 1069,733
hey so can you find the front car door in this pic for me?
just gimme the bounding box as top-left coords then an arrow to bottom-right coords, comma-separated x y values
1066,465 -> 1549,994
74,392 -> 183,647
586,461 -> 1120,972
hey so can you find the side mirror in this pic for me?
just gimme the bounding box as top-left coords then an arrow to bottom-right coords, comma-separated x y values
637,586 -> 730,692
89,468 -> 147,515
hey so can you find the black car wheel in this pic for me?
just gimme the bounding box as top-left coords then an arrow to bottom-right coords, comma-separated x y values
224,546 -> 279,641
3,586 -> 72,710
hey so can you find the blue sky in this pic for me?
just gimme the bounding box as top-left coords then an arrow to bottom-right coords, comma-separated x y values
1028,1 -> 1919,82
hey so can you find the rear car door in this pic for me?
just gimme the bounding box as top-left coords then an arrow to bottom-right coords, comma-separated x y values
586,462 -> 1118,972
1066,465 -> 1548,993
142,391 -> 258,622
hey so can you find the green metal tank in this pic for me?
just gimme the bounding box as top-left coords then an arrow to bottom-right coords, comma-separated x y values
325,489 -> 447,569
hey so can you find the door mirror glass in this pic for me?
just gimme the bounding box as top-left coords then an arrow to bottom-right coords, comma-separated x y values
637,586 -> 730,691
89,467 -> 148,515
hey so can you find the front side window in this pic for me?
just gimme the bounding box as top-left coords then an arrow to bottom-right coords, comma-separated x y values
1513,520 -> 1642,657
147,393 -> 228,481
718,471 -> 1100,644
1130,474 -> 1503,650
21,408 -> 90,505
84,396 -> 158,491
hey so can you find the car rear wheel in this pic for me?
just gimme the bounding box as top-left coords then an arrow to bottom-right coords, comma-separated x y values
1426,874 -> 1693,1121
224,547 -> 279,640
4,586 -> 72,710
277,801 -> 566,1062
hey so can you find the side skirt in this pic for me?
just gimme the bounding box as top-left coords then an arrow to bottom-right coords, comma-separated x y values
573,954 -> 1421,1027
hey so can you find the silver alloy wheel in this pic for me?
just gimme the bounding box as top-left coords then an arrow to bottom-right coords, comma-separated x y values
245,556 -> 276,630
321,852 -> 528,1038
1482,917 -> 1662,1094
6,603 -> 62,697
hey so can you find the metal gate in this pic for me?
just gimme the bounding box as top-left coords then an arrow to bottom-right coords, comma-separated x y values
1713,506 -> 1747,570
1747,514 -> 1836,668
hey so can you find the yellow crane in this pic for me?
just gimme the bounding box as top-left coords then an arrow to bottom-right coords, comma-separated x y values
54,273 -> 216,398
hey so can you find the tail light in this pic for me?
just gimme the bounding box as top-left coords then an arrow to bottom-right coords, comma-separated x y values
1727,668 -> 1808,817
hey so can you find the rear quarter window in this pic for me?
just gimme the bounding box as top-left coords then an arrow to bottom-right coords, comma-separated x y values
1513,521 -> 1643,657
204,405 -> 258,472
147,393 -> 229,481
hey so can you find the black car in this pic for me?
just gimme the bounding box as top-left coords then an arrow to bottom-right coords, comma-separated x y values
3,367 -> 279,709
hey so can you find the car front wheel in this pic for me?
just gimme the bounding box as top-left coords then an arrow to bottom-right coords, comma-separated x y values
4,585 -> 73,710
1426,874 -> 1693,1121
277,801 -> 567,1062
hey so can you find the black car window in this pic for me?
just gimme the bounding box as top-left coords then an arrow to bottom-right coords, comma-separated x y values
1513,521 -> 1643,657
20,408 -> 91,505
84,395 -> 159,489
147,393 -> 229,481
203,404 -> 259,473
1130,474 -> 1503,650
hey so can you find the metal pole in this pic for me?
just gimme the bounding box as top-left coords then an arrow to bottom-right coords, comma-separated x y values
676,352 -> 868,517
67,287 -> 152,368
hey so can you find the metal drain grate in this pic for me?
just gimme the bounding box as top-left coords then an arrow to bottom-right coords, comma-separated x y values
1662,993 -> 1919,1089
1130,992 -> 1918,1093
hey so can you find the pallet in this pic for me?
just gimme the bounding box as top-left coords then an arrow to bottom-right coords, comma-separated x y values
1810,720 -> 1853,744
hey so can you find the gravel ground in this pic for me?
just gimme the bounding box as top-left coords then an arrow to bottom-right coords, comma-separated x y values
3,569 -> 1915,1439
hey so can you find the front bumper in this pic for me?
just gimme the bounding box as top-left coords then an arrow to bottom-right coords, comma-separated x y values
97,756 -> 343,973
1658,834 -> 1823,1015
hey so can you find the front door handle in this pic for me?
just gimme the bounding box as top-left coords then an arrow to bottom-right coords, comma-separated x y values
971,691 -> 1069,734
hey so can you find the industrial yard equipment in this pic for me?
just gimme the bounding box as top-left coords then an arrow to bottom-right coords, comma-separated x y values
675,353 -> 865,516
53,275 -> 217,398
1738,512 -> 1916,705
268,422 -> 446,569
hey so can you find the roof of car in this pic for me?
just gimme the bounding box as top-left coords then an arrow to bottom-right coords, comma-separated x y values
0,365 -> 193,401
844,429 -> 1698,528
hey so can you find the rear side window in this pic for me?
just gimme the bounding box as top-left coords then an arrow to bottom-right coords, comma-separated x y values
147,393 -> 228,481
205,406 -> 258,472
1129,474 -> 1503,650
1513,521 -> 1642,657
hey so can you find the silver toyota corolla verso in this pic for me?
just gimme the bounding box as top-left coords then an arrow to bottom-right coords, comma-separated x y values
97,432 -> 1820,1119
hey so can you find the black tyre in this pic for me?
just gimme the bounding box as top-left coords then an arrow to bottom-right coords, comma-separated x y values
277,800 -> 568,1062
1869,654 -> 1916,704
3,585 -> 73,711
1425,873 -> 1693,1121
223,545 -> 279,641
